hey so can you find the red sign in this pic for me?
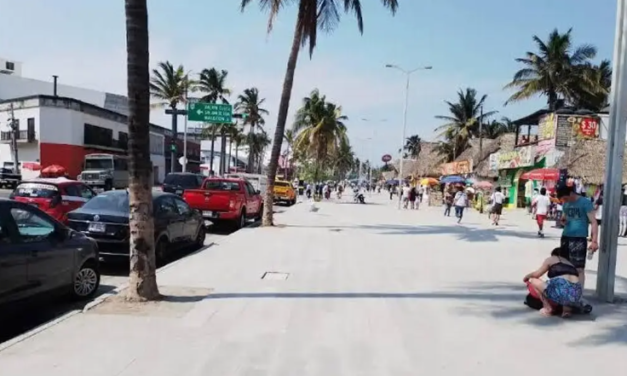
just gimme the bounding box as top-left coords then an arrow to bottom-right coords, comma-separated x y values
579,118 -> 599,137
381,154 -> 392,163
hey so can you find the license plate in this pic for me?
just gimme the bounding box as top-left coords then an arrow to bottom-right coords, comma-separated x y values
88,222 -> 106,233
203,211 -> 214,217
175,189 -> 183,195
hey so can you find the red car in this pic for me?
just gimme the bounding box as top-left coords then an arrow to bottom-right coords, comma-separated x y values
10,177 -> 97,224
183,177 -> 263,229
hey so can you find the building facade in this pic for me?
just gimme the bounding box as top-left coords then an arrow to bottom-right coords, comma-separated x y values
0,95 -> 167,182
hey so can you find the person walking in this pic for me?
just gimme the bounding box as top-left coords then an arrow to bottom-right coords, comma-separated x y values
532,187 -> 551,237
443,189 -> 453,216
408,185 -> 417,209
453,187 -> 468,223
490,187 -> 505,226
401,183 -> 411,209
556,183 -> 599,290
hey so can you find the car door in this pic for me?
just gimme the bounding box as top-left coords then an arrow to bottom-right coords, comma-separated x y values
62,184 -> 92,212
245,182 -> 260,215
9,204 -> 75,295
173,197 -> 197,241
0,214 -> 30,303
155,196 -> 184,244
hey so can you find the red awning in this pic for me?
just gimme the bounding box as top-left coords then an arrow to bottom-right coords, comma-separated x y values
521,168 -> 559,181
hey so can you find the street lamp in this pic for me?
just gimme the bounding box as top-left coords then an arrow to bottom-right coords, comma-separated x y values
385,64 -> 432,209
182,69 -> 195,172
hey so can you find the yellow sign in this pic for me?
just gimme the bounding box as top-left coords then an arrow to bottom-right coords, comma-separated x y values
538,113 -> 556,140
497,146 -> 535,169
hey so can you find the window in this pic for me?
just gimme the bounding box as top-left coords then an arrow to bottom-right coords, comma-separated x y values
113,157 -> 128,171
173,198 -> 191,215
63,184 -> 81,197
13,183 -> 58,198
27,118 -> 35,141
84,123 -> 114,148
204,180 -> 240,191
156,197 -> 178,216
275,181 -> 290,187
117,132 -> 129,150
5,61 -> 15,70
245,183 -> 257,196
82,192 -> 129,212
78,185 -> 96,199
10,208 -> 56,242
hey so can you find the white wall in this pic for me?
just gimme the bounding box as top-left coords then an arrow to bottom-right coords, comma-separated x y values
0,74 -> 105,106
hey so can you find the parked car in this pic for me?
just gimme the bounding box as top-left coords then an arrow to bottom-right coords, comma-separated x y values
183,178 -> 263,229
161,172 -> 204,196
0,166 -> 21,189
10,178 -> 97,224
66,190 -> 206,264
0,199 -> 100,314
273,180 -> 297,205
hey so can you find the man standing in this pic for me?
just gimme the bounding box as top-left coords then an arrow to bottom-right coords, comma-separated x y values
556,183 -> 599,289
532,187 -> 551,237
453,187 -> 468,224
490,187 -> 505,226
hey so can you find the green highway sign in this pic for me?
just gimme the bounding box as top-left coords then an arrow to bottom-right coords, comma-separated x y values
187,102 -> 233,123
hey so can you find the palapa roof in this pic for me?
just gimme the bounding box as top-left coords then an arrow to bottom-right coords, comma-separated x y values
472,133 -> 517,178
394,141 -> 444,178
556,138 -> 627,185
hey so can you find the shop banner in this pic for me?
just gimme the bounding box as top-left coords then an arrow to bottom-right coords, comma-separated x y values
538,113 -> 556,140
488,153 -> 498,171
440,160 -> 473,175
496,146 -> 535,169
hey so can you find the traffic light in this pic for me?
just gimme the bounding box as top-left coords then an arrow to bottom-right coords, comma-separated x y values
170,141 -> 177,152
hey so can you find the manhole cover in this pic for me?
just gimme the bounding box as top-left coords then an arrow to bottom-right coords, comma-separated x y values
261,272 -> 289,280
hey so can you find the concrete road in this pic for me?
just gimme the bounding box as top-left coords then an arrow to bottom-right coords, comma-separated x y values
0,189 -> 11,198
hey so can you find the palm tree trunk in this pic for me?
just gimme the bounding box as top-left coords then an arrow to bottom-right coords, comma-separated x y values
124,0 -> 160,301
247,126 -> 255,173
262,3 -> 305,226
235,142 -> 240,172
227,138 -> 232,173
219,128 -> 227,175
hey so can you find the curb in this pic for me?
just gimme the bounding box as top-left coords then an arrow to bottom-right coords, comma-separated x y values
0,241 -> 216,353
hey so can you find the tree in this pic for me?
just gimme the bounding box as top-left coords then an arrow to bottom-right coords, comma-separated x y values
124,0 -> 160,301
241,0 -> 399,226
334,139 -> 355,180
246,132 -> 271,173
293,89 -> 349,183
235,88 -> 269,172
435,88 -> 496,160
149,61 -> 188,173
230,126 -> 246,172
283,128 -> 296,179
200,123 -> 219,174
196,68 -> 231,172
404,135 -> 422,159
504,28 -> 602,110
572,60 -> 612,111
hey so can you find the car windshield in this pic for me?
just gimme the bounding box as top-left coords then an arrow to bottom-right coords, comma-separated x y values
164,174 -> 200,188
84,159 -> 113,170
81,192 -> 129,212
204,180 -> 240,191
14,183 -> 58,198
275,182 -> 290,187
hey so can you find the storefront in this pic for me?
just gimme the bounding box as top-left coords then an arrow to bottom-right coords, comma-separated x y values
490,146 -> 543,208
440,159 -> 473,177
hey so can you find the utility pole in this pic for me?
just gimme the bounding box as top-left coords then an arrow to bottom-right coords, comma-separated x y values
8,103 -> 20,174
478,105 -> 484,160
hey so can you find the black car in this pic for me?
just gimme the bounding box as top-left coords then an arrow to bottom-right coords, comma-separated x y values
161,173 -> 204,196
66,191 -> 206,263
0,198 -> 101,312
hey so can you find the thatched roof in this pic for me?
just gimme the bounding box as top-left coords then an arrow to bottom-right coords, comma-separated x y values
556,139 -> 627,185
473,133 -> 517,178
399,141 -> 444,177
381,171 -> 396,181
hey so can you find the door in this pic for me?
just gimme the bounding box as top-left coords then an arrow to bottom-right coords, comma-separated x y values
155,196 -> 184,243
0,217 -> 30,303
62,184 -> 95,212
173,197 -> 197,241
245,182 -> 261,215
9,206 -> 75,294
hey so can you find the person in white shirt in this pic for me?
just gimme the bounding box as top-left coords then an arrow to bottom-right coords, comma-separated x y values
532,187 -> 552,237
401,183 -> 411,209
490,187 -> 505,226
453,187 -> 468,223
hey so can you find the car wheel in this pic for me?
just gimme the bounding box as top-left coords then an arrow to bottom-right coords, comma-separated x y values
72,261 -> 100,300
155,237 -> 169,266
195,225 -> 206,248
234,209 -> 246,230
256,204 -> 264,221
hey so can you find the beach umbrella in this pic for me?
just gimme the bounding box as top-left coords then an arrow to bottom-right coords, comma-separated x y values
420,177 -> 439,185
440,175 -> 465,184
474,180 -> 493,190
41,164 -> 67,178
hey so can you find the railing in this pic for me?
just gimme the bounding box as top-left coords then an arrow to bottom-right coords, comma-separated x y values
0,130 -> 35,142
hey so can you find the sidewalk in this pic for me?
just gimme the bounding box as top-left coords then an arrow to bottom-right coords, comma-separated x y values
1,194 -> 626,375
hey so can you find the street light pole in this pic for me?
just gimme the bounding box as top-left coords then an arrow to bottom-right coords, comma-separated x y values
385,64 -> 432,209
182,77 -> 189,172
597,0 -> 627,302
9,103 -> 20,174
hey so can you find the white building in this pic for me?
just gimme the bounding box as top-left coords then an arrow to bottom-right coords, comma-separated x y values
0,58 -> 22,76
0,95 -> 166,183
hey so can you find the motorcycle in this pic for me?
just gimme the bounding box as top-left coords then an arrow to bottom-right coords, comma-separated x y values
353,190 -> 365,204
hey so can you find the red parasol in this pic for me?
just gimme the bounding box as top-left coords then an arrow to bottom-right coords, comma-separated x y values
41,164 -> 67,178
521,168 -> 559,181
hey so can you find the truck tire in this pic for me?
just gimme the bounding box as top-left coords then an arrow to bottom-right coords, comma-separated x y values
234,209 -> 246,230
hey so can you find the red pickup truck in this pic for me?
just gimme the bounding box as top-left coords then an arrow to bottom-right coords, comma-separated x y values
182,177 -> 263,229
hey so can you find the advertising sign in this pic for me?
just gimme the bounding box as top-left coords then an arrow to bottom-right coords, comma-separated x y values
496,146 -> 535,169
538,113 -> 556,140
381,154 -> 392,163
440,160 -> 473,175
488,153 -> 498,171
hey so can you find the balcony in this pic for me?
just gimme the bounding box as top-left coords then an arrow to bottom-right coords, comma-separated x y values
0,129 -> 36,143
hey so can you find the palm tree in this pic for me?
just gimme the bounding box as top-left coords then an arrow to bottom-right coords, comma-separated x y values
149,61 -> 188,173
435,88 -> 497,160
226,125 -> 244,173
283,128 -> 296,179
246,132 -> 271,173
241,0 -> 399,226
124,0 -> 159,301
504,28 -> 600,110
573,60 -> 612,111
293,90 -> 349,182
404,135 -> 422,159
196,68 -> 231,171
231,127 -> 246,172
334,139 -> 355,180
235,88 -> 269,172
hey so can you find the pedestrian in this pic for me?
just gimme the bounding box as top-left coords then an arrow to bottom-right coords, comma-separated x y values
401,183 -> 411,209
556,183 -> 599,290
532,187 -> 551,237
443,189 -> 453,216
593,195 -> 602,242
408,185 -> 417,209
417,185 -> 424,204
490,187 -> 505,226
453,187 -> 468,223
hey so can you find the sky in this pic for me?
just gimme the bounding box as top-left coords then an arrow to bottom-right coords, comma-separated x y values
0,0 -> 618,165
